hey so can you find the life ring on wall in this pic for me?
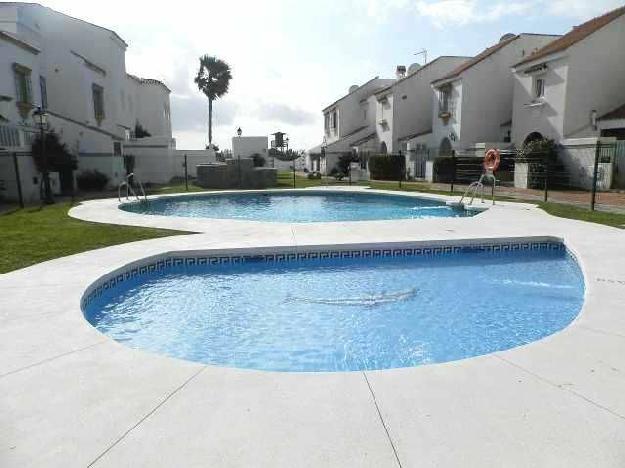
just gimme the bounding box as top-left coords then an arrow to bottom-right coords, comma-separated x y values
483,148 -> 500,172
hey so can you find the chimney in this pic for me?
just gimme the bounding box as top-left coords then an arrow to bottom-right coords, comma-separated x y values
396,65 -> 406,79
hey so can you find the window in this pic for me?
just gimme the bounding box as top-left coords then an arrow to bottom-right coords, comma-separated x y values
13,63 -> 32,104
164,102 -> 171,123
534,78 -> 545,99
439,87 -> 452,114
331,110 -> 337,129
92,84 -> 105,125
39,76 -> 48,109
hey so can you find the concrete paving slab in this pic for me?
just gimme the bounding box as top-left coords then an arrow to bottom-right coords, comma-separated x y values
92,368 -> 399,468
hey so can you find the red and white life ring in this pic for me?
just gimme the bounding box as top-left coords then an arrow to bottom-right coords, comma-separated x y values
483,148 -> 500,172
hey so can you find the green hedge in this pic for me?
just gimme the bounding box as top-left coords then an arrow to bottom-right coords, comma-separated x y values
369,155 -> 405,180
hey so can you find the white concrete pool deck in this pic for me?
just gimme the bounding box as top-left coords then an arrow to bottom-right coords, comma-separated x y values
2,187 -> 625,467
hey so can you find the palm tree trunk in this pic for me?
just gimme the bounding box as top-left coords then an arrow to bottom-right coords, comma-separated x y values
208,98 -> 213,148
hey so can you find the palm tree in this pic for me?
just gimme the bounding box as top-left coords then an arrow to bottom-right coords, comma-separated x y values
194,55 -> 232,149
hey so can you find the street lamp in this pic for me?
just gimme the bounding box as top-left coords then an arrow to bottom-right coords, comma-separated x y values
236,127 -> 242,137
33,106 -> 53,204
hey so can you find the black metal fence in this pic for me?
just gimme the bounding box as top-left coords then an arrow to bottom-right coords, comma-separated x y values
439,141 -> 623,210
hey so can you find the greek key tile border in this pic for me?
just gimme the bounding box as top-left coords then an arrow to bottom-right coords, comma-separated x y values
81,241 -> 567,309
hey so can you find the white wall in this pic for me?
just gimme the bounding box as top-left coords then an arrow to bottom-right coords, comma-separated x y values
389,57 -> 469,153
511,59 -> 568,144
564,14 -> 625,138
433,34 -> 556,153
232,136 -> 268,158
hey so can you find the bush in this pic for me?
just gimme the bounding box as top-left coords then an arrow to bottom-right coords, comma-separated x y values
329,168 -> 345,180
368,154 -> 405,180
251,153 -> 266,167
76,170 -> 109,191
307,171 -> 322,180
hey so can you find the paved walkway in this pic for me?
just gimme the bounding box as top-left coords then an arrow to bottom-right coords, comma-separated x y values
2,188 -> 625,467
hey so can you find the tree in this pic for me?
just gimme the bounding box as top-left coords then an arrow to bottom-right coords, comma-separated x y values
194,55 -> 232,149
134,122 -> 151,138
31,130 -> 76,173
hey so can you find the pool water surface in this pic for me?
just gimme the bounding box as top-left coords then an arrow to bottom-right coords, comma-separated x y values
121,191 -> 475,222
84,243 -> 584,372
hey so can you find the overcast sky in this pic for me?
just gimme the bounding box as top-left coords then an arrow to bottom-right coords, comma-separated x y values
43,0 -> 622,151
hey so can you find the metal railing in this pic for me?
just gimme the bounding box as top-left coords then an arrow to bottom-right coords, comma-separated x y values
118,172 -> 147,203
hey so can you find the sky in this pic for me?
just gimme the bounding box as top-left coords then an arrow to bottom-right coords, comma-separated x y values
42,0 -> 623,151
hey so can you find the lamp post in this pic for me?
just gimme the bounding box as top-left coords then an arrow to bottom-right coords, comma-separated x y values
33,107 -> 53,204
321,136 -> 327,184
237,127 -> 242,137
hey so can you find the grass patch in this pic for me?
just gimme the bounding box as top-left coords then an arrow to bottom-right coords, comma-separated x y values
538,202 -> 625,228
0,202 -> 186,274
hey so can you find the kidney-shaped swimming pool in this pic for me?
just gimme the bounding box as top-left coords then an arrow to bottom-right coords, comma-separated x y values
83,240 -> 584,372
120,191 -> 475,222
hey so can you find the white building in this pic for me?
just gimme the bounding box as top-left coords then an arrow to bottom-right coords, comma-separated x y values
0,3 -> 206,203
232,135 -> 268,159
511,6 -> 625,145
430,33 -> 559,157
510,6 -> 625,190
372,58 -> 470,177
309,76 -> 394,173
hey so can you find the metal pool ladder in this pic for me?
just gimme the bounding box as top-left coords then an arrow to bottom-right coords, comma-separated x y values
460,172 -> 496,206
118,173 -> 147,203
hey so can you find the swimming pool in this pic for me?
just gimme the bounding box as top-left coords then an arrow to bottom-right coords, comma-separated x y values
120,191 -> 475,222
83,240 -> 584,372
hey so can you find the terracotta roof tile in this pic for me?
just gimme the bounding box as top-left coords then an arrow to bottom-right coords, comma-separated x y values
515,5 -> 625,66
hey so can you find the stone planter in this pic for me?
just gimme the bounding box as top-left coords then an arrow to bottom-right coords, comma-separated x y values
514,162 -> 531,189
425,161 -> 435,182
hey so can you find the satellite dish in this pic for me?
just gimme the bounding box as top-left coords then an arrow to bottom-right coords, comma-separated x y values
408,63 -> 422,74
500,33 -> 516,42
348,85 -> 359,93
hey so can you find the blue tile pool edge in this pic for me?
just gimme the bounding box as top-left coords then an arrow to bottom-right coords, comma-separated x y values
80,236 -> 578,311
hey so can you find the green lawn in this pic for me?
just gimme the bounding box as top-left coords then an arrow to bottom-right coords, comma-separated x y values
2,177 -> 622,274
0,202 -> 186,274
538,202 -> 625,228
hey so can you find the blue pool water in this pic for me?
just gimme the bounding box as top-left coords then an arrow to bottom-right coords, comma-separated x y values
84,244 -> 584,372
120,191 -> 474,222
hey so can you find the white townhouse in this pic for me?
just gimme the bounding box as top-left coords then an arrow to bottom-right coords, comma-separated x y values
0,3 -> 202,203
430,33 -> 559,157
308,76 -> 394,173
511,6 -> 625,189
372,57 -> 470,178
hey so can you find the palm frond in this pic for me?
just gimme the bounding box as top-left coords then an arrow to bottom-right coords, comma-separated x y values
194,55 -> 232,100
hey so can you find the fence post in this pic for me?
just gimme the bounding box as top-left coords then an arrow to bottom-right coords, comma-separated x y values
12,152 -> 24,208
543,157 -> 549,203
450,150 -> 456,193
590,141 -> 601,211
292,160 -> 296,188
184,153 -> 189,192
398,151 -> 402,189
237,155 -> 242,189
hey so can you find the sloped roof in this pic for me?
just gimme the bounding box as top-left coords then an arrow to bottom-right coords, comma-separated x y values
127,73 -> 171,93
3,3 -> 129,47
515,6 -> 625,66
432,35 -> 519,84
599,103 -> 625,121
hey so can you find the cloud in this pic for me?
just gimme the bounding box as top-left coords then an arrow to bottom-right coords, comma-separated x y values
171,95 -> 238,133
414,0 -> 532,28
545,0 -> 623,19
255,103 -> 317,126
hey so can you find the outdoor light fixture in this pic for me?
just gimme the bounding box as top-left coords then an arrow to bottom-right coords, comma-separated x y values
236,127 -> 242,137
33,106 -> 48,128
32,106 -> 53,204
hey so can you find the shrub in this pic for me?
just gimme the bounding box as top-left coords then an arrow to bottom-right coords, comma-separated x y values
251,153 -> 266,167
76,170 -> 109,191
368,154 -> 405,180
307,171 -> 322,180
